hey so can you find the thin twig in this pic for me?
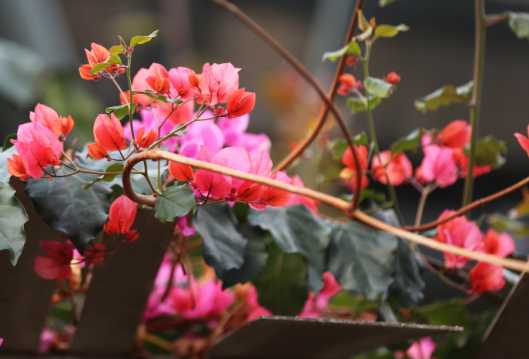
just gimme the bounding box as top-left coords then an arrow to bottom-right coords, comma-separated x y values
274,0 -> 363,171
121,149 -> 529,273
211,0 -> 363,211
405,174 -> 529,232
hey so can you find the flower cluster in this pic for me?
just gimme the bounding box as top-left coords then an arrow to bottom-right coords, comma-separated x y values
340,120 -> 490,193
435,211 -> 514,293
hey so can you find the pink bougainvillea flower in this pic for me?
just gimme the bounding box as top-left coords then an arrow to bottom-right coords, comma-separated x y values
87,142 -> 108,160
371,151 -> 412,186
0,337 -> 3,347
218,114 -> 271,155
12,122 -> 63,179
435,210 -> 483,269
470,262 -> 505,294
483,229 -> 515,258
169,278 -> 234,320
79,42 -> 123,80
179,119 -> 225,158
103,195 -> 139,241
250,170 -> 292,210
7,154 -> 29,181
227,88 -> 256,118
384,71 -> 401,85
406,337 -> 436,359
300,272 -> 341,317
88,113 -> 127,158
169,161 -> 194,182
34,240 -> 75,280
514,125 -> 529,157
341,145 -> 369,191
169,66 -> 197,100
131,64 -> 171,106
175,216 -> 196,237
437,120 -> 470,149
153,101 -> 194,125
193,147 -> 283,208
416,144 -> 458,188
135,127 -> 157,148
30,103 -> 74,138
197,62 -> 240,106
337,73 -> 361,96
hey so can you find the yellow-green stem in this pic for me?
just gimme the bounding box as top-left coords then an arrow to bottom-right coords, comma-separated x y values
462,0 -> 486,206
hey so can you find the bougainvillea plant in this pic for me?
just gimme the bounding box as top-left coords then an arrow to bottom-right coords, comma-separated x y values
2,0 -> 529,357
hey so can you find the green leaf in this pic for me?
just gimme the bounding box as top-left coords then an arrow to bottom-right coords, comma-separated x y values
194,204 -> 247,273
102,163 -> 124,182
374,24 -> 409,38
90,54 -> 121,75
415,300 -> 469,327
330,139 -> 348,160
154,183 -> 195,223
253,242 -> 308,315
109,45 -> 125,55
326,212 -> 398,299
346,96 -> 381,113
130,29 -> 159,47
248,205 -> 332,291
415,81 -> 473,113
390,129 -> 422,153
0,146 -> 16,183
105,103 -> 133,120
322,39 -> 361,62
364,77 -> 393,98
0,182 -> 28,265
488,214 -> 529,239
219,224 -> 269,288
26,174 -> 110,250
379,0 -> 396,7
472,135 -> 507,168
358,189 -> 387,204
508,12 -> 529,40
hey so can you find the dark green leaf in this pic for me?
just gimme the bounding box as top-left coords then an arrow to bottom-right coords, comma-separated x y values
471,135 -> 507,168
101,163 -> 124,182
130,29 -> 159,47
374,24 -> 409,38
364,77 -> 393,98
391,240 -> 425,304
327,212 -> 398,299
415,81 -> 473,113
0,182 -> 28,265
248,205 -> 332,291
358,189 -> 387,204
390,129 -> 422,153
322,39 -> 361,62
330,139 -> 348,160
105,103 -> 133,120
154,184 -> 195,223
508,12 -> 529,40
220,224 -> 269,288
354,132 -> 369,145
253,242 -> 308,315
26,174 -> 110,250
194,204 -> 247,273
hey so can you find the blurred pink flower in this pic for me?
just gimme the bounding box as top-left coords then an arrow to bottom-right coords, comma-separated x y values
300,272 -> 341,317
435,210 -> 483,269
416,144 -> 458,188
406,337 -> 436,359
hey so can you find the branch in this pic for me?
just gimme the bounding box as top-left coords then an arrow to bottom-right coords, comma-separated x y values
462,0 -> 487,206
275,0 -> 363,171
211,0 -> 363,210
121,149 -> 529,273
405,174 -> 529,232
